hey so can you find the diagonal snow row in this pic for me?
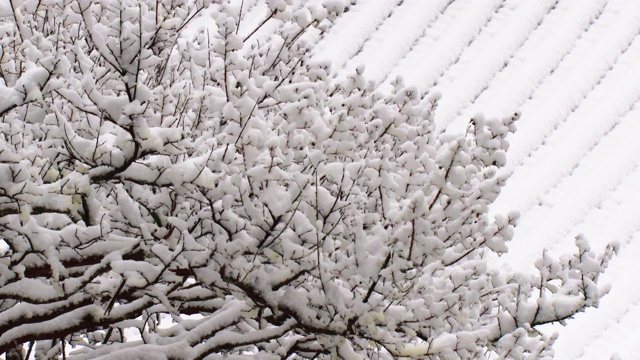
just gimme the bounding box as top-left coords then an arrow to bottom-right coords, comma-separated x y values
496,25 -> 640,270
492,0 -> 640,219
334,0 -> 451,83
432,0 -> 557,130
456,0 -> 607,127
501,97 -> 640,270
501,0 -> 640,176
312,0 -> 401,71
381,0 -> 502,96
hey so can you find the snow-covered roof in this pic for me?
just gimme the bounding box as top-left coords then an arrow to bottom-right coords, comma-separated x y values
312,0 -> 640,358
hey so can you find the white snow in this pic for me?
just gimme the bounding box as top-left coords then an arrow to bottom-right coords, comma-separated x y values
0,0 -> 11,17
3,0 -> 640,358
312,0 -> 402,71
332,0 -> 450,84
315,0 -> 640,357
379,0 -> 503,98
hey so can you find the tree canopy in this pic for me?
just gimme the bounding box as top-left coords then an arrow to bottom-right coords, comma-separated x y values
0,0 -> 616,359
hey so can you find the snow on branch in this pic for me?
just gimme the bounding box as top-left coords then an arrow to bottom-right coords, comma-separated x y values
0,0 -> 615,359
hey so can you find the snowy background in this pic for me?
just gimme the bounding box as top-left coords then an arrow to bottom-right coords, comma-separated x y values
310,0 -> 640,358
136,0 -> 640,357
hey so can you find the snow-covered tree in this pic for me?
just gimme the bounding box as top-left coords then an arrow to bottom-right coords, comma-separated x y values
0,0 -> 617,359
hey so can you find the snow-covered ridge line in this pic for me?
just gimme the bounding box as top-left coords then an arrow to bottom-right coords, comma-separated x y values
334,0 -> 451,84
312,0 -> 401,71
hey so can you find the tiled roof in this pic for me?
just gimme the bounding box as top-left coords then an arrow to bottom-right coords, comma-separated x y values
313,0 -> 640,358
